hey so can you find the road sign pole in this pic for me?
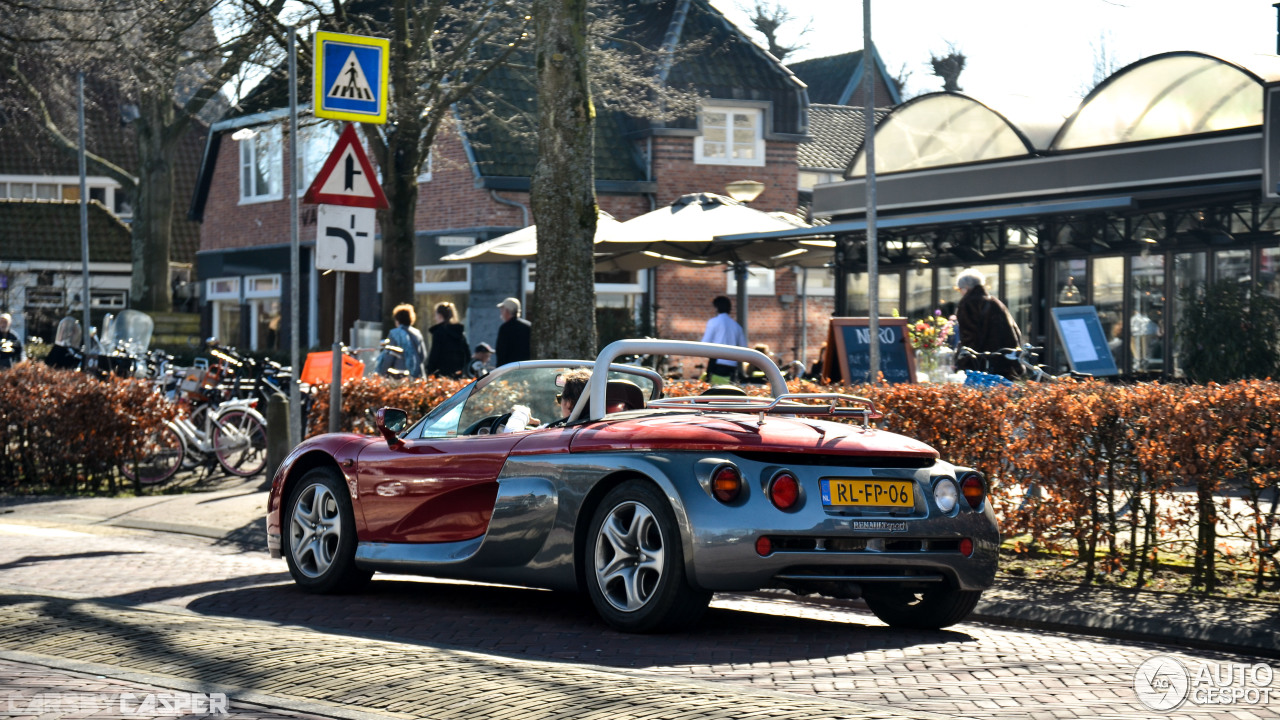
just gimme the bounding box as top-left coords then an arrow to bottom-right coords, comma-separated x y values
329,271 -> 345,433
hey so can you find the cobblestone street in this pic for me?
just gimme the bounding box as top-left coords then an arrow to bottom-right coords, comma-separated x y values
0,518 -> 1276,719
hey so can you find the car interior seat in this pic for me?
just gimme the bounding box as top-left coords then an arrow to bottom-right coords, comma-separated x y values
603,379 -> 646,413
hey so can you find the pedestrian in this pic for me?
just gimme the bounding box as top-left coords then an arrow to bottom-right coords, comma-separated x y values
495,297 -> 531,367
0,313 -> 24,370
425,301 -> 470,378
699,295 -> 747,384
377,303 -> 428,379
468,342 -> 495,379
954,268 -> 1024,379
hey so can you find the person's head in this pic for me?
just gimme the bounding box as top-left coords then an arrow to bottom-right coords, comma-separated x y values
393,303 -> 416,327
434,301 -> 458,325
498,297 -> 521,322
712,295 -> 732,314
558,368 -> 591,417
473,342 -> 493,359
0,313 -> 10,333
955,268 -> 986,295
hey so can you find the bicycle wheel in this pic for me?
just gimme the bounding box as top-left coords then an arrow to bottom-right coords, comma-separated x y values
211,409 -> 268,477
121,422 -> 186,486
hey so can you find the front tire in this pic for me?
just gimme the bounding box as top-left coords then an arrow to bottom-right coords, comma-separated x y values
284,468 -> 371,594
863,586 -> 982,629
121,422 -> 185,486
585,481 -> 710,633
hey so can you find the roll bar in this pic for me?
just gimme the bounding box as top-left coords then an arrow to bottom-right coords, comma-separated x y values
581,339 -> 786,423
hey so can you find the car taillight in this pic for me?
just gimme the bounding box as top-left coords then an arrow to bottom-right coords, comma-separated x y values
756,536 -> 773,556
960,538 -> 974,557
712,465 -> 742,503
769,472 -> 799,510
960,473 -> 985,510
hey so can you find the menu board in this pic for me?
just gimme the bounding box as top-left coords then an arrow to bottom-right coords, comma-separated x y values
825,317 -> 916,385
1051,305 -> 1119,376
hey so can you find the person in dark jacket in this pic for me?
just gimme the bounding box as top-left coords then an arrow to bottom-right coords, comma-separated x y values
495,297 -> 531,367
425,301 -> 470,378
955,268 -> 1024,379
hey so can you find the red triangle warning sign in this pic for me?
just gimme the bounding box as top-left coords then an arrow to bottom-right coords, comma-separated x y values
303,123 -> 389,209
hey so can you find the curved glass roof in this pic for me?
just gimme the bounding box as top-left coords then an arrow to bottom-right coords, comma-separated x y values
1053,52 -> 1263,150
847,93 -> 1034,177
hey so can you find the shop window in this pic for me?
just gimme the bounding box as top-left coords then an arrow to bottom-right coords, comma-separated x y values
1130,254 -> 1165,373
1005,262 -> 1034,338
1171,252 -> 1207,378
845,271 -> 901,316
1092,257 -> 1125,369
695,106 -> 765,167
1262,247 -> 1280,298
1214,249 -> 1251,283
245,274 -> 281,352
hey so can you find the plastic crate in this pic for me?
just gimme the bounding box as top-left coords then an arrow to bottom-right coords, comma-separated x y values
301,351 -> 364,386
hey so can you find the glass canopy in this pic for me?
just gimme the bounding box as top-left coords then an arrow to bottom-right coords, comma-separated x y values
847,93 -> 1033,177
1053,52 -> 1263,150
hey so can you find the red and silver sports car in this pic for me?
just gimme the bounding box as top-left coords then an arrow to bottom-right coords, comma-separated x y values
267,339 -> 999,632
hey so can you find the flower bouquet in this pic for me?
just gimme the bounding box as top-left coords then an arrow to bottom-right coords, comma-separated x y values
907,311 -> 955,351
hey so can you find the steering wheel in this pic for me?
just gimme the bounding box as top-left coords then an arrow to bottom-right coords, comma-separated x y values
462,413 -> 511,436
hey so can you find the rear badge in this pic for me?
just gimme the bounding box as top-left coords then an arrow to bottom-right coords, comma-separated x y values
850,520 -> 907,532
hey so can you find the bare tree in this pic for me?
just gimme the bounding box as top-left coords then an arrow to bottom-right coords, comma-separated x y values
741,1 -> 809,61
530,0 -> 596,360
3,0 -> 288,312
1081,31 -> 1122,97
929,42 -> 965,93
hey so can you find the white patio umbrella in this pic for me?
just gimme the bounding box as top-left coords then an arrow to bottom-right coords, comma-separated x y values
599,193 -> 817,267
440,210 -> 626,264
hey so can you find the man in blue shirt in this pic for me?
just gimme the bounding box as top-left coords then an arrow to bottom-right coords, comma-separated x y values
699,296 -> 746,384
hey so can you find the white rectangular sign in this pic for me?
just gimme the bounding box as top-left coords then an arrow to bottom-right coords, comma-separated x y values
316,204 -> 376,273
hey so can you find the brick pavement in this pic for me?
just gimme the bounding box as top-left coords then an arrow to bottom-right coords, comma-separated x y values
0,520 -> 1278,719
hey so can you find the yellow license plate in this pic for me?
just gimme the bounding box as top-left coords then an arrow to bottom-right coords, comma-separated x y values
821,479 -> 914,508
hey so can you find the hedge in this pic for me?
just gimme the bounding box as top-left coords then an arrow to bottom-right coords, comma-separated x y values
309,374 -> 1280,593
0,363 -> 174,494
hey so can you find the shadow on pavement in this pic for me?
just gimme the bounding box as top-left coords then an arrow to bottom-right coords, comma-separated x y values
0,551 -> 143,572
93,572 -> 289,606
186,578 -> 974,668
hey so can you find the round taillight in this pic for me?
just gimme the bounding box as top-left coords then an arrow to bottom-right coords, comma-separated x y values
769,472 -> 799,510
712,465 -> 742,503
960,538 -> 974,557
933,478 -> 959,513
756,536 -> 773,556
960,473 -> 985,510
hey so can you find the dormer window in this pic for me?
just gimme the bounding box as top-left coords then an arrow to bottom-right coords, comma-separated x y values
238,125 -> 283,203
695,106 -> 765,167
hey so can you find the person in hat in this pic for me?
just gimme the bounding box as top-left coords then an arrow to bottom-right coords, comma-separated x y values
468,342 -> 495,378
495,297 -> 531,367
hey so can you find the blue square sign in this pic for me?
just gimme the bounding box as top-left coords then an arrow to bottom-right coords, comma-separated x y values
314,31 -> 389,124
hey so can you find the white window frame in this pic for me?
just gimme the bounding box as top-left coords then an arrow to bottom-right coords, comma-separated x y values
799,267 -> 837,297
727,267 -> 775,295
239,125 -> 283,204
243,274 -> 281,299
695,105 -> 765,167
206,277 -> 241,301
0,174 -> 128,218
297,122 -> 339,196
524,264 -> 648,296
414,264 -> 470,292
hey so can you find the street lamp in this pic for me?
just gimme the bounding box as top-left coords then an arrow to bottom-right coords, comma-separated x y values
723,181 -> 765,337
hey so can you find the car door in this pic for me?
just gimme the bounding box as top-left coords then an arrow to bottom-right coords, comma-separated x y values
356,433 -> 521,543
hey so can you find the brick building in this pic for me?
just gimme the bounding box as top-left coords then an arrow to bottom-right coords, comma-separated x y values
190,0 -> 899,370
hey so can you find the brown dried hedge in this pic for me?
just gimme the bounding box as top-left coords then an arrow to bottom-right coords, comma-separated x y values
0,363 -> 175,494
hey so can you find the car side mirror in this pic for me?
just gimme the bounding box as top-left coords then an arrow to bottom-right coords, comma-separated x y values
375,407 -> 408,448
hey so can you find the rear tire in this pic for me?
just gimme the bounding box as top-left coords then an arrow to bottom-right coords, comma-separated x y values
585,481 -> 710,633
120,423 -> 185,486
283,468 -> 371,594
212,409 -> 267,477
863,586 -> 982,629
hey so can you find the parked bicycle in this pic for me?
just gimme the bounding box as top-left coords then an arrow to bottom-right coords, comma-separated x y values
957,344 -> 1092,383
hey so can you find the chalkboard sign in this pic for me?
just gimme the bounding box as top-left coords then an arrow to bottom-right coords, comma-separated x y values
825,317 -> 916,384
1051,305 -> 1119,377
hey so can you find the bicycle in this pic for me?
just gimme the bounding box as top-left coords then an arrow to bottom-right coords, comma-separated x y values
957,344 -> 1092,384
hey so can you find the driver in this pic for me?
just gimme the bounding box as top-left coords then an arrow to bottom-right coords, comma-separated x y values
557,369 -> 592,418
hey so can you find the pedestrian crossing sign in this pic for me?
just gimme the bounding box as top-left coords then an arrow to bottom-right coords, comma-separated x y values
314,31 -> 389,124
